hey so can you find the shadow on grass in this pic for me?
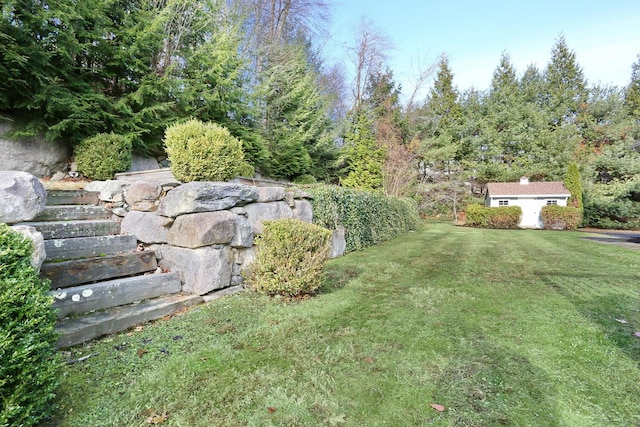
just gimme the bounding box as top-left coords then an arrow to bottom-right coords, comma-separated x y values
432,336 -> 561,426
318,264 -> 364,295
536,271 -> 640,364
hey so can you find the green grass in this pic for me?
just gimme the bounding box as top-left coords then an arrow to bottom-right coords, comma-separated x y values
53,223 -> 640,426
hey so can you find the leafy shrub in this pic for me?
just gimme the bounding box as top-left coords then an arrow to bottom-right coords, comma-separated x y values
307,184 -> 421,253
74,133 -> 132,180
249,219 -> 332,298
164,118 -> 254,182
465,204 -> 522,229
0,224 -> 59,427
541,205 -> 582,230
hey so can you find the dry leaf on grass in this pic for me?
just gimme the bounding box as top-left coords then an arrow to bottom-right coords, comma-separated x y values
615,319 -> 628,324
430,403 -> 446,412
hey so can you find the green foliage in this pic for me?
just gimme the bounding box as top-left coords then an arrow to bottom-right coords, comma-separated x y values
541,205 -> 582,230
259,43 -> 336,180
307,184 -> 420,252
564,162 -> 583,212
249,219 -> 331,298
465,204 -> 522,229
341,110 -> 386,190
164,119 -> 253,182
74,133 -> 132,180
0,224 -> 59,427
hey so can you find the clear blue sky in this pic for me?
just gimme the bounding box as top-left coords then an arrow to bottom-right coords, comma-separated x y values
327,0 -> 640,98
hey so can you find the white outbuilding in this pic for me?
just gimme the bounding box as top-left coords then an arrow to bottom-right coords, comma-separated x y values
485,177 -> 571,229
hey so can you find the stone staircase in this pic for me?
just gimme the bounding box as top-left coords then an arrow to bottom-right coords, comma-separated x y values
19,190 -> 202,348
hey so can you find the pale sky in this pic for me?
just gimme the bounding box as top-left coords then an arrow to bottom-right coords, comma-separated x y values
327,0 -> 640,99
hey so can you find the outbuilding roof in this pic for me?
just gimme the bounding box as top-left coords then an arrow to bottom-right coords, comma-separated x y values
486,181 -> 570,197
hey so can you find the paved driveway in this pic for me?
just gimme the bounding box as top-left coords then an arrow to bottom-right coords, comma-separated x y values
580,228 -> 640,250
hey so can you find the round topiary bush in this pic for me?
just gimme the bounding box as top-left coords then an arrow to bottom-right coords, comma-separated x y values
74,133 -> 132,180
164,119 -> 254,182
248,219 -> 332,298
0,224 -> 59,427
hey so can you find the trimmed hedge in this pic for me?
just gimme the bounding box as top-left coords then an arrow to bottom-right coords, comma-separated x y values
164,119 -> 254,182
541,205 -> 582,230
248,219 -> 332,298
74,133 -> 132,180
0,224 -> 59,427
466,204 -> 522,229
306,184 -> 421,253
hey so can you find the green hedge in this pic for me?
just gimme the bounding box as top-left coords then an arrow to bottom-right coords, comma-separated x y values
248,219 -> 332,298
0,224 -> 59,427
541,205 -> 582,230
466,204 -> 522,229
306,185 -> 421,252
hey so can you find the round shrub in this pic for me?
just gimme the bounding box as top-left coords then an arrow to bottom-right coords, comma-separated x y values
74,133 -> 132,180
248,219 -> 332,298
164,119 -> 254,182
0,224 -> 59,427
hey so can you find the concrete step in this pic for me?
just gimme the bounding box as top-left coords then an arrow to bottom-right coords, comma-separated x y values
44,235 -> 138,262
34,205 -> 111,221
46,190 -> 99,206
52,272 -> 182,319
42,251 -> 157,288
19,219 -> 120,240
56,293 -> 203,348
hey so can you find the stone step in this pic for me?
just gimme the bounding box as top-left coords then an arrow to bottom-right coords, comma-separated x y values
44,235 -> 138,262
52,272 -> 182,319
56,293 -> 203,348
46,190 -> 99,206
34,205 -> 111,221
42,251 -> 157,289
19,219 -> 120,239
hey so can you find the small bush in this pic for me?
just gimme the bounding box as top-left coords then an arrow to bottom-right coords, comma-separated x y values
74,133 -> 132,180
164,119 -> 253,182
0,224 -> 59,427
306,184 -> 421,253
541,205 -> 582,230
465,204 -> 522,229
248,219 -> 332,298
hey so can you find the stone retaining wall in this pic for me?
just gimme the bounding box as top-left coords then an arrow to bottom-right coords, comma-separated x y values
88,179 -> 314,296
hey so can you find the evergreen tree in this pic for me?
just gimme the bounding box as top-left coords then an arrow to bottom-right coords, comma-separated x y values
544,35 -> 588,127
341,110 -> 386,190
624,54 -> 640,122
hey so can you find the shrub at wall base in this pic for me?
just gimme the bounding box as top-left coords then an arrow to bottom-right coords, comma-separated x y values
0,224 -> 59,427
248,219 -> 331,298
466,204 -> 522,229
541,205 -> 582,230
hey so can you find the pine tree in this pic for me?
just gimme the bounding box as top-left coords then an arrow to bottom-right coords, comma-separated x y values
624,54 -> 640,121
341,110 -> 386,190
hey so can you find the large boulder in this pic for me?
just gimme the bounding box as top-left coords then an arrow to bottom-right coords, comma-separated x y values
243,201 -> 293,234
0,120 -> 71,177
329,225 -> 346,258
155,245 -> 232,295
125,180 -> 161,212
292,199 -> 313,223
167,211 -> 236,248
10,225 -> 46,271
157,182 -> 258,218
84,180 -> 129,202
0,171 -> 47,223
126,153 -> 160,172
256,186 -> 286,202
121,211 -> 173,244
230,213 -> 254,248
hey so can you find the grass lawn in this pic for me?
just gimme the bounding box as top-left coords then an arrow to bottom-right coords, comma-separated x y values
53,223 -> 640,426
